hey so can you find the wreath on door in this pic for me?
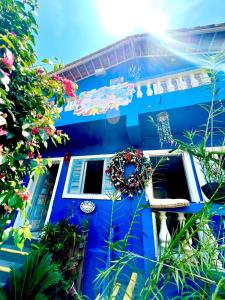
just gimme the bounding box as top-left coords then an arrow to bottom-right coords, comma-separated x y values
105,148 -> 152,197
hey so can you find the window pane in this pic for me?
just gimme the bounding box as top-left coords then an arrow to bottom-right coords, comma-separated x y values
83,160 -> 104,194
151,155 -> 190,200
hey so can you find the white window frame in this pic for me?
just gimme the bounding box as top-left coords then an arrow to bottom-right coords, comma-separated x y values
143,149 -> 202,258
193,146 -> 225,202
143,149 -> 201,203
62,154 -> 116,200
13,157 -> 64,232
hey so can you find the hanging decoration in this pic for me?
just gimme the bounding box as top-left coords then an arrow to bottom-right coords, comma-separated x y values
157,112 -> 174,148
65,82 -> 135,116
105,148 -> 152,197
80,201 -> 96,214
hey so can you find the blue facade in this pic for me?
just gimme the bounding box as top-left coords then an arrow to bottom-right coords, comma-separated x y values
29,27 -> 225,298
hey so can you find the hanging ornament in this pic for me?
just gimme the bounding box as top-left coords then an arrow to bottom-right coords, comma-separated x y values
157,111 -> 174,148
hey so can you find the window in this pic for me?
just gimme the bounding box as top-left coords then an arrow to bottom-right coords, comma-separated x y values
83,160 -> 104,194
144,150 -> 201,203
63,155 -> 116,199
151,155 -> 191,200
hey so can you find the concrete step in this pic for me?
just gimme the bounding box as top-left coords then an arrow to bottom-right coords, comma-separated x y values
0,259 -> 22,284
0,247 -> 29,264
1,236 -> 37,250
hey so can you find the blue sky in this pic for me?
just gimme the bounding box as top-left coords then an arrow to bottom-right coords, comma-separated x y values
36,0 -> 225,65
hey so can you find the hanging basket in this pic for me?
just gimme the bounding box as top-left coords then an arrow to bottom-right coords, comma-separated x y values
105,148 -> 152,197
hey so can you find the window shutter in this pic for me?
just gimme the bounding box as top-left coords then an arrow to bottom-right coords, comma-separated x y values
68,159 -> 84,194
102,157 -> 116,195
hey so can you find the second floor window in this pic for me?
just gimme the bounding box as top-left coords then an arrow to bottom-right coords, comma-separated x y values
63,156 -> 115,198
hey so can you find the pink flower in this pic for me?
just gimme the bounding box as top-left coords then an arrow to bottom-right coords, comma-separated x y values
0,127 -> 7,136
1,49 -> 14,70
17,190 -> 30,202
36,67 -> 44,75
31,127 -> 39,135
10,32 -> 16,37
21,191 -> 30,202
56,129 -> 62,135
44,127 -> 54,136
52,74 -> 76,97
0,69 -> 10,90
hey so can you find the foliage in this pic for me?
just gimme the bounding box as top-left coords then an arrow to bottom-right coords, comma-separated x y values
105,148 -> 152,197
174,55 -> 225,201
0,246 -> 62,300
0,0 -> 77,247
95,192 -> 225,299
40,219 -> 88,294
95,55 -> 225,299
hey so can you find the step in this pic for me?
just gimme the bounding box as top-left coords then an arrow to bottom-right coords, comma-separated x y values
1,237 -> 37,250
0,259 -> 22,283
0,247 -> 29,264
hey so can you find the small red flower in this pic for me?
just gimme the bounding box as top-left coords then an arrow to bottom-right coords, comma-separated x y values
124,152 -> 132,162
28,152 -> 34,159
17,190 -> 31,202
31,127 -> 39,135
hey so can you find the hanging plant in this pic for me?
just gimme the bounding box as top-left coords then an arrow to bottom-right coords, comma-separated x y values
106,148 -> 152,197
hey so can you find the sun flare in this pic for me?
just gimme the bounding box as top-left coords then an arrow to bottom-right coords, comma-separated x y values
97,0 -> 169,37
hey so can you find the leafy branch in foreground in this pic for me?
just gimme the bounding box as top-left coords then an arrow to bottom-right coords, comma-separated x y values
0,0 -> 77,248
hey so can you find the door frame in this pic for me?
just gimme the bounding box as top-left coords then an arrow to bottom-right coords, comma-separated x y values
13,157 -> 63,233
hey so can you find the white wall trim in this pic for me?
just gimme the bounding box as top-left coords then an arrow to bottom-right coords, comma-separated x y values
44,158 -> 63,225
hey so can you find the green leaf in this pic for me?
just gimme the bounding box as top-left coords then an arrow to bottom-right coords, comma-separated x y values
2,227 -> 13,242
8,194 -> 18,207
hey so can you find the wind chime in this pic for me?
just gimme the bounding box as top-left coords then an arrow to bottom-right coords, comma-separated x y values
156,111 -> 174,148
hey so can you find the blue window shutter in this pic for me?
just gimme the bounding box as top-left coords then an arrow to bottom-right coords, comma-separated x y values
68,159 -> 84,194
102,157 -> 116,195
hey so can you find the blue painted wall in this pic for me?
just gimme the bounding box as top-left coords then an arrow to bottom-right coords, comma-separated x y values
41,52 -> 225,298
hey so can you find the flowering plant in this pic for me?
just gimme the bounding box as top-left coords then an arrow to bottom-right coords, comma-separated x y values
0,0 -> 77,248
105,148 -> 152,197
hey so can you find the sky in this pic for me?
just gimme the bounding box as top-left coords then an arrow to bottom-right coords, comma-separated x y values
36,0 -> 225,65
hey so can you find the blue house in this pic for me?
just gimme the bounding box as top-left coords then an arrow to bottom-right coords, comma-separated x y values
13,23 -> 225,298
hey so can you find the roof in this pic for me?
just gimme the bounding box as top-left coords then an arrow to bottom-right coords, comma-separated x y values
56,23 -> 225,82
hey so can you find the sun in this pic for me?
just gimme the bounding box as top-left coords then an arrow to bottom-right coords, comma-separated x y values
96,0 -> 169,37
